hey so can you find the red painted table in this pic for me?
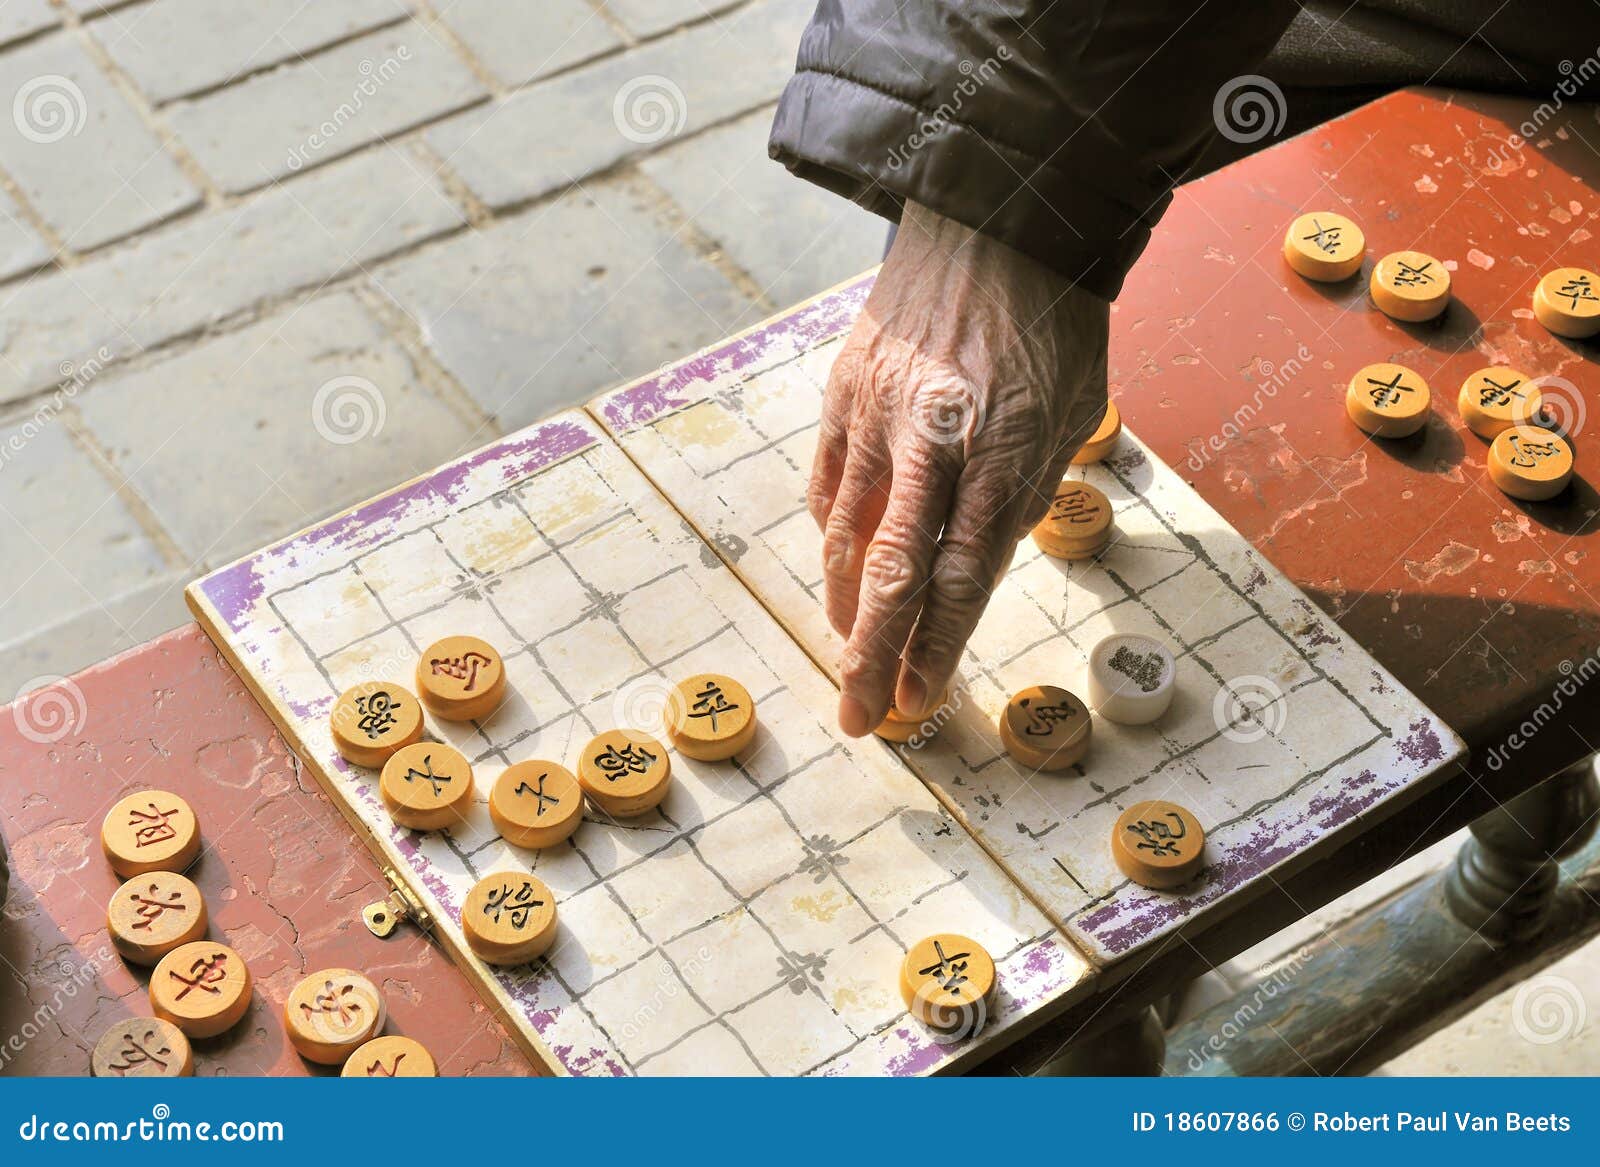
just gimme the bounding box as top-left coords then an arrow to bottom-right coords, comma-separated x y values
1117,88 -> 1599,789
0,626 -> 532,1076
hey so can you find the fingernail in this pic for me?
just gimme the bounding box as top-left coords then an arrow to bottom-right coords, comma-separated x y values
839,694 -> 870,737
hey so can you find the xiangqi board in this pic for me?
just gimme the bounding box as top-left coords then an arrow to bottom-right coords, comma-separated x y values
188,410 -> 1092,1076
592,273 -> 1468,969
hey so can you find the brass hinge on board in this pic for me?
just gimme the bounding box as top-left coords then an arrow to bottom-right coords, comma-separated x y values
362,867 -> 434,938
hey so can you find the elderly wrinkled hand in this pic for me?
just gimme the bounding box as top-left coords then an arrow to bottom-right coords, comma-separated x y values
810,201 -> 1110,736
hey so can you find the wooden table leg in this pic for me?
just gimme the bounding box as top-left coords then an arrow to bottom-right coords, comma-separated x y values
1445,760 -> 1600,942
1163,758 -> 1600,1075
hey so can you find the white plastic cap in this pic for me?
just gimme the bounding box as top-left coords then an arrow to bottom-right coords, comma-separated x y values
1088,633 -> 1176,726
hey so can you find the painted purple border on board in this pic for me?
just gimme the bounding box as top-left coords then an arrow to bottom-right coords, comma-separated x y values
598,273 -> 875,433
1074,717 -> 1450,955
197,417 -> 598,634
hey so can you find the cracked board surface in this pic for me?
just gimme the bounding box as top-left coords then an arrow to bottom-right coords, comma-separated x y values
592,273 -> 1469,969
187,409 -> 1090,1076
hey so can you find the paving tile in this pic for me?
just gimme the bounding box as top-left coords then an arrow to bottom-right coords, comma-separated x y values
376,175 -> 754,429
0,185 -> 51,279
93,0 -> 408,104
0,144 -> 465,407
604,0 -> 743,39
427,0 -> 809,209
436,0 -> 621,88
75,291 -> 485,564
640,107 -> 883,307
0,569 -> 189,700
0,30 -> 199,250
166,21 -> 486,193
0,415 -> 169,662
0,0 -> 57,48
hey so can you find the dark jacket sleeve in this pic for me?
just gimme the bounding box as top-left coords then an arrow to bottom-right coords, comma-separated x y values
769,0 -> 1298,300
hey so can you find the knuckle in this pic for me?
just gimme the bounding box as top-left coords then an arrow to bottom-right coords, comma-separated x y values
860,541 -> 921,610
821,524 -> 861,576
928,547 -> 997,609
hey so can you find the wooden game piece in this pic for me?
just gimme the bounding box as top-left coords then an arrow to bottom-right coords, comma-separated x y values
379,742 -> 475,831
1488,425 -> 1575,501
415,634 -> 506,721
1069,401 -> 1122,465
461,872 -> 559,966
1088,633 -> 1177,725
663,673 -> 757,761
107,870 -> 208,966
1370,250 -> 1450,321
899,933 -> 996,1035
1345,362 -> 1431,438
329,680 -> 424,768
1032,479 -> 1113,561
1111,800 -> 1206,889
1282,211 -> 1365,281
149,941 -> 252,1038
873,689 -> 951,743
576,729 -> 672,817
341,1034 -> 437,1077
100,790 -> 201,878
1532,267 -> 1600,338
489,760 -> 584,849
91,1017 -> 193,1078
284,968 -> 387,1065
1457,366 -> 1540,441
997,685 -> 1091,771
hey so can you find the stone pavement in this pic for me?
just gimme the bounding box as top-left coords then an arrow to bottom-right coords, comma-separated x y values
0,0 -> 883,699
